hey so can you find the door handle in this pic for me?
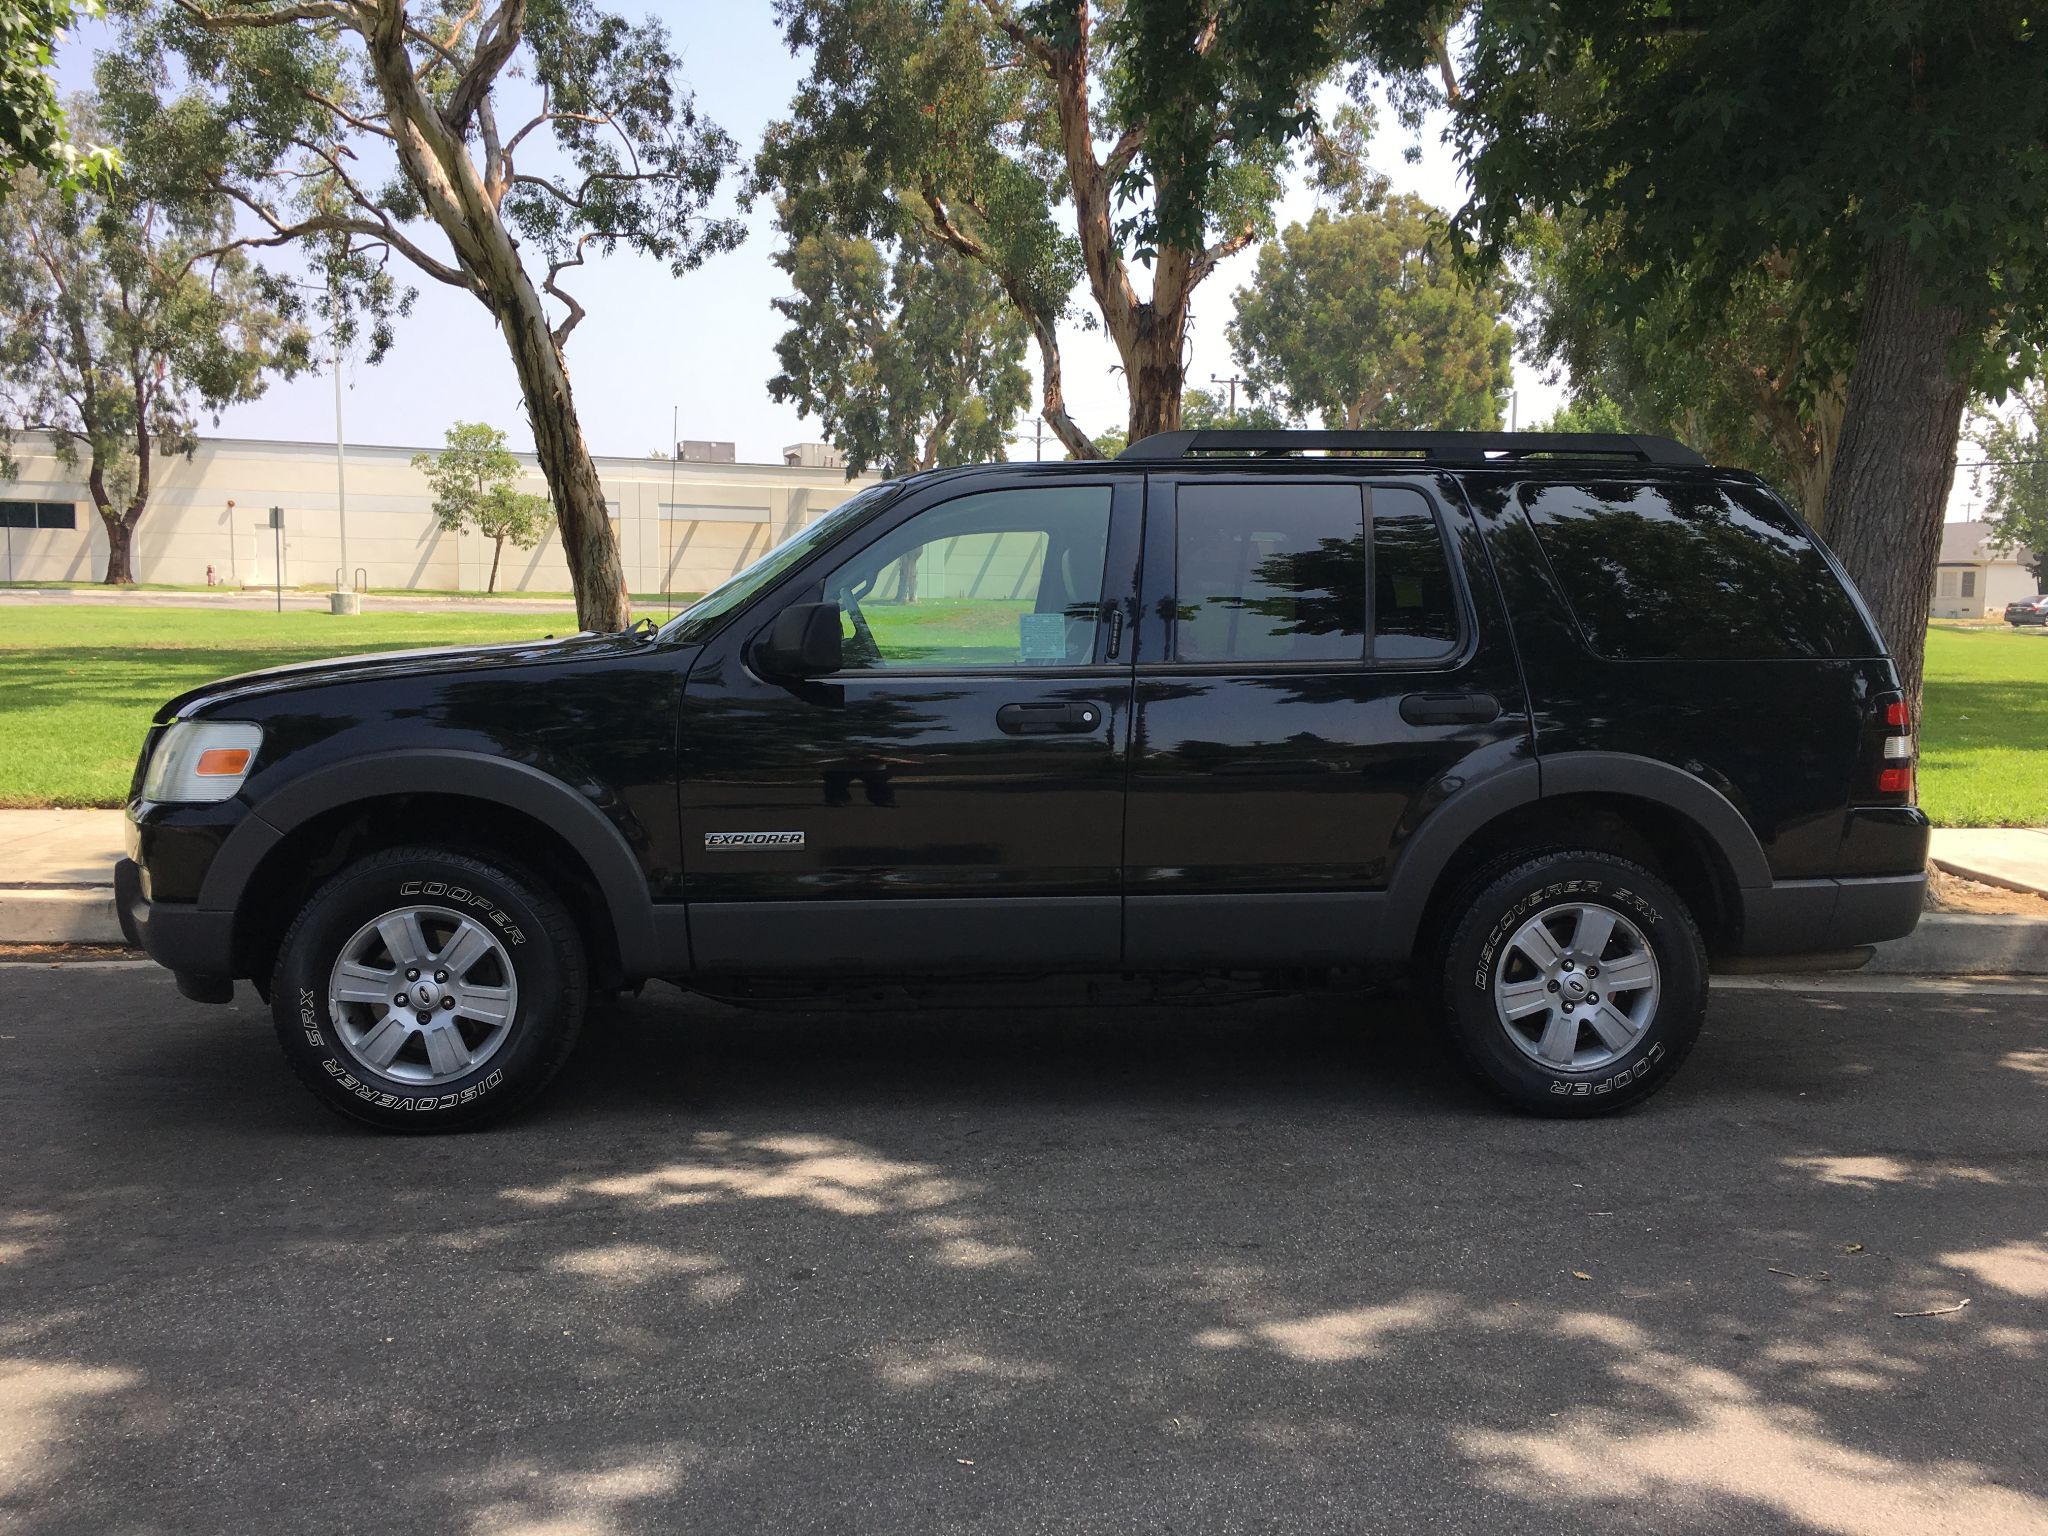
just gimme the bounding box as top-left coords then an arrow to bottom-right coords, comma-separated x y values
997,701 -> 1103,735
1400,691 -> 1501,726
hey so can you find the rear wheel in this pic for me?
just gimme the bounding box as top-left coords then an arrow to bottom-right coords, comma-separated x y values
269,846 -> 586,1131
1440,851 -> 1707,1115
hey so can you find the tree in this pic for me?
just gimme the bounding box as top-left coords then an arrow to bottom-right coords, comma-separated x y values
1528,394 -> 1627,436
411,422 -> 554,594
1,0 -> 116,183
0,146 -> 310,583
100,0 -> 745,633
760,0 -> 1373,455
1967,382 -> 2048,585
1515,213 -> 1849,524
769,219 -> 1030,477
1383,0 -> 2048,705
1229,196 -> 1513,431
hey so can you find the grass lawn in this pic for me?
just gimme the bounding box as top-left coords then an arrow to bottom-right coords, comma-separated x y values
2,606 -> 2042,821
0,607 -> 569,807
1918,625 -> 2048,827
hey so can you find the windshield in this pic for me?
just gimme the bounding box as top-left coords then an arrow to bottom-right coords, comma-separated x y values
658,480 -> 904,644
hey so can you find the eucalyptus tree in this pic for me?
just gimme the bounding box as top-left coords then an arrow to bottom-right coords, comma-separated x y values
1229,194 -> 1513,431
1,0 -> 117,181
769,220 -> 1030,477
0,150 -> 310,582
761,0 -> 1374,456
99,0 -> 744,630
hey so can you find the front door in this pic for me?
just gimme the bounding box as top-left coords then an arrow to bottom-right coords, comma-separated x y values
679,475 -> 1142,973
1123,472 -> 1530,966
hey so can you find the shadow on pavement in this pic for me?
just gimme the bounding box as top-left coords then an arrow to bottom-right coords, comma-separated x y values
1,968 -> 2044,1534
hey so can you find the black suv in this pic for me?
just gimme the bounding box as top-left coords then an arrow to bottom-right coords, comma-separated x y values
117,430 -> 1929,1129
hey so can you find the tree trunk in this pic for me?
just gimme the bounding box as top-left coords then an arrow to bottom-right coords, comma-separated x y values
362,8 -> 630,634
488,534 -> 504,593
99,507 -> 136,585
1124,314 -> 1186,444
492,291 -> 627,630
1818,239 -> 1970,709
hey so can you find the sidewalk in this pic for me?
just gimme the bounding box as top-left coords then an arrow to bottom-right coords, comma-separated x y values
3,809 -> 2044,966
0,586 -> 577,616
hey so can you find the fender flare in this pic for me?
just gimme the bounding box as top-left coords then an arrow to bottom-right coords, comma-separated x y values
1375,751 -> 1772,961
201,750 -> 659,974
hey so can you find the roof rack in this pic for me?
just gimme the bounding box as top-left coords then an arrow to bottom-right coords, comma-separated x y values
1115,429 -> 1706,468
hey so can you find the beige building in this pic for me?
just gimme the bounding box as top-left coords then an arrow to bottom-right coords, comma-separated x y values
0,433 -> 880,596
1930,520 -> 2040,619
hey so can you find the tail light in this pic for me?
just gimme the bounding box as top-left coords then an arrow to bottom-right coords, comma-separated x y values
1867,691 -> 1915,802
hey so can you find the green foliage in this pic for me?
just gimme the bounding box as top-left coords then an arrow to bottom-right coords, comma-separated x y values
1967,382 -> 2048,583
1406,1 -> 2048,399
0,124 -> 310,580
1229,196 -> 1513,431
0,0 -> 116,183
759,0 -> 1370,445
1529,394 -> 1628,435
411,423 -> 554,592
1181,387 -> 1285,431
1512,214 -> 1848,519
769,220 -> 1030,477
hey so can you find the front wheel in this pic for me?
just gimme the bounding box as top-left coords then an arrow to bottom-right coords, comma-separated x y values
269,846 -> 586,1131
1440,851 -> 1707,1116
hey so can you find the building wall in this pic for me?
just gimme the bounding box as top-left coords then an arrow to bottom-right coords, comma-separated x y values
0,435 -> 881,596
1932,560 -> 2037,619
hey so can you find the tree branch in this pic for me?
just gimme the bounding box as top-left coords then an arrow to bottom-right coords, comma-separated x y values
443,0 -> 525,135
1189,222 -> 1258,288
170,0 -> 359,32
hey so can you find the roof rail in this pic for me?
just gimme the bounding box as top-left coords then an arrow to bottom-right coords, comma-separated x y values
1115,429 -> 1707,468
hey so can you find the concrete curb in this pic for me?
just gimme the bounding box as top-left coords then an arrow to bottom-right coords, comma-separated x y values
3,887 -> 2043,974
0,887 -> 121,945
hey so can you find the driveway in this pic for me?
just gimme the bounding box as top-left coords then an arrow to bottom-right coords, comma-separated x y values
2,966 -> 2045,1534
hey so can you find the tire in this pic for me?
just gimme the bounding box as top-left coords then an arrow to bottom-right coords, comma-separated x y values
1439,850 -> 1707,1117
269,846 -> 586,1131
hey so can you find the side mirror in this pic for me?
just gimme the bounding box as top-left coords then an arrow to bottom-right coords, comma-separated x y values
757,601 -> 843,678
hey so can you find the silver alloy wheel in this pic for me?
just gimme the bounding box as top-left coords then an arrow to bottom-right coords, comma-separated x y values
326,905 -> 520,1086
1491,901 -> 1660,1072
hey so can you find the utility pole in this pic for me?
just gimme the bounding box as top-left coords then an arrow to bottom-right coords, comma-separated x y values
332,298 -> 349,587
1210,373 -> 1248,422
269,506 -> 284,612
1034,416 -> 1045,462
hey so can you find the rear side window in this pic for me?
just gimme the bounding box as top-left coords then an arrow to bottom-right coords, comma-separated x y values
1519,481 -> 1872,660
1172,481 -> 1460,664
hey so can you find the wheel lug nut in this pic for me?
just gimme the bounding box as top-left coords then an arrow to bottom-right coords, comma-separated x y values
405,969 -> 419,981
1561,960 -> 1574,971
393,994 -> 406,1006
1547,981 -> 1559,993
435,970 -> 447,983
1588,993 -> 1600,1005
441,997 -> 455,1010
415,1011 -> 430,1025
1587,966 -> 1599,978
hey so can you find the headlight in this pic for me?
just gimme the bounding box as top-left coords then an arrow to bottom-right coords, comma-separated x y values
141,720 -> 264,804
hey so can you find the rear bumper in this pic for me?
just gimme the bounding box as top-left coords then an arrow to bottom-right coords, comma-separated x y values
116,857 -> 237,1002
1734,871 -> 1926,956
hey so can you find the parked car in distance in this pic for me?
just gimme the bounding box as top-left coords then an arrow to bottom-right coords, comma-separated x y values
117,429 -> 1929,1130
2005,594 -> 2048,626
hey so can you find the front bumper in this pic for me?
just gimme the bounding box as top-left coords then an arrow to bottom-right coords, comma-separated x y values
116,857 -> 237,1002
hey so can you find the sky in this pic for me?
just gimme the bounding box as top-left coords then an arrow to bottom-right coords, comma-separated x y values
55,4 -> 1572,467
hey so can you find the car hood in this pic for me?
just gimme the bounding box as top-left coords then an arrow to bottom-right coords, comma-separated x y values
156,629 -> 656,722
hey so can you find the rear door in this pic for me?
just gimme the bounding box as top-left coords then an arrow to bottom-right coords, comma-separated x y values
1123,472 -> 1530,966
678,473 -> 1142,972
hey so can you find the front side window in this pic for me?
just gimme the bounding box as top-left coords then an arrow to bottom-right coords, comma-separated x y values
1172,481 -> 1461,664
821,485 -> 1113,670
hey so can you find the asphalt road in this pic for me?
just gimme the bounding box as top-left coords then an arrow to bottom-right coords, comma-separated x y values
2,965 -> 2045,1536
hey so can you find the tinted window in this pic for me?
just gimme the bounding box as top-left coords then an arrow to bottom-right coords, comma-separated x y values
1173,482 -> 1462,664
0,500 -> 74,529
1175,483 -> 1366,662
1520,481 -> 1872,660
1372,486 -> 1459,660
821,485 -> 1112,669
